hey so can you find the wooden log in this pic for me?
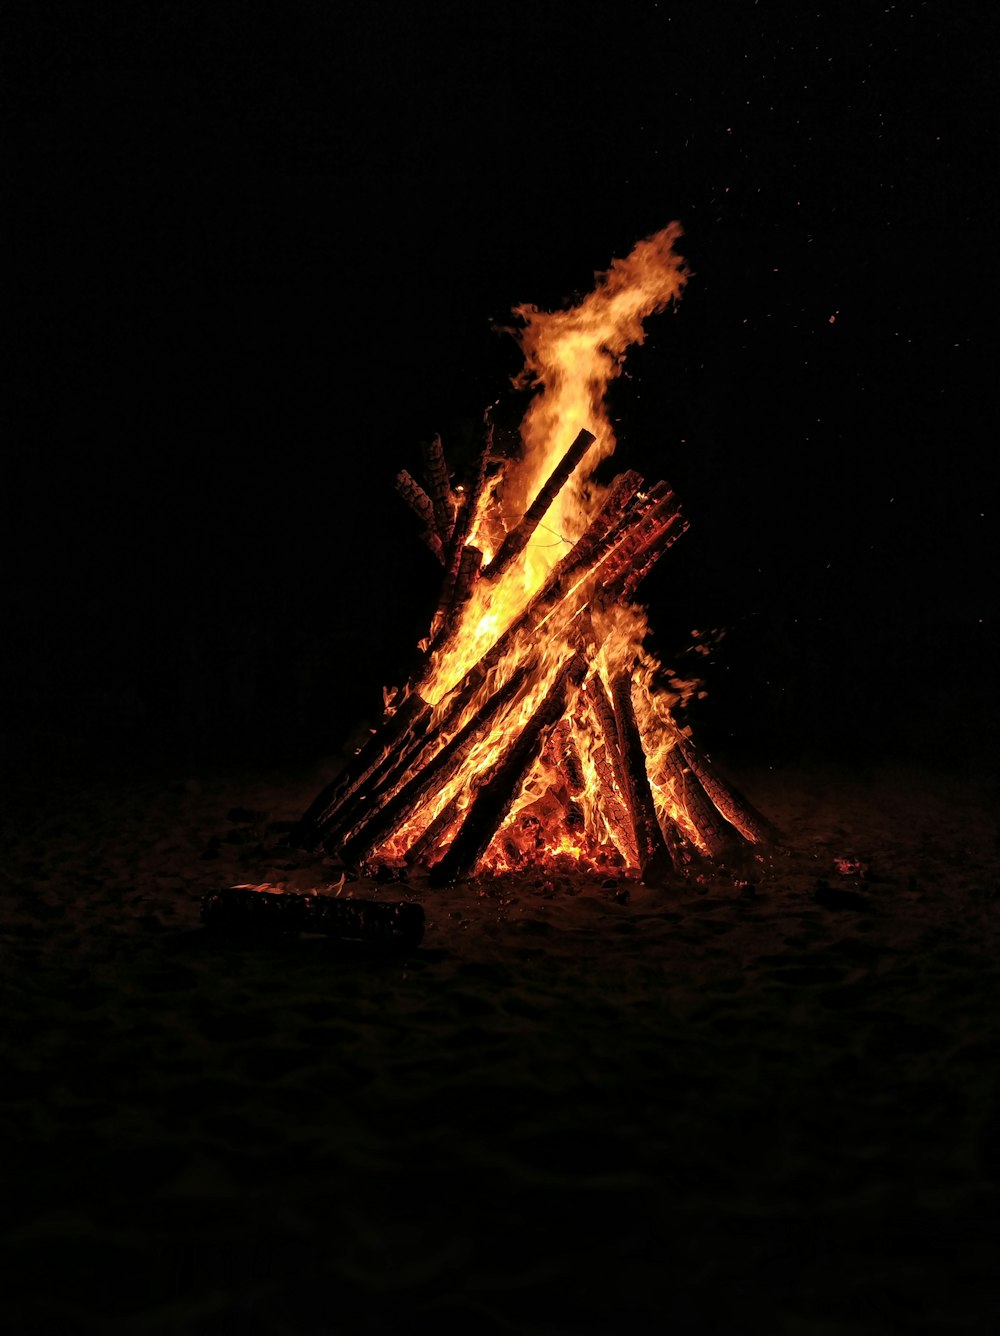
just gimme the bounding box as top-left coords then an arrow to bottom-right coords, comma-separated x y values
201,886 -> 424,948
551,719 -> 586,832
394,470 -> 445,563
429,657 -> 585,885
447,430 -> 490,578
338,663 -> 531,863
430,428 -> 490,640
673,732 -> 776,846
429,544 -> 482,654
422,433 -> 455,542
403,791 -> 462,867
611,672 -> 677,882
598,494 -> 685,592
583,676 -> 639,864
660,744 -> 736,861
315,718 -> 438,852
482,428 -> 596,580
291,692 -> 431,849
421,469 -> 645,705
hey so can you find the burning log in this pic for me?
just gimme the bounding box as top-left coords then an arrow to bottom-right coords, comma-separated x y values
672,732 -> 776,846
482,428 -> 596,579
403,791 -> 462,867
429,544 -> 483,656
338,663 -> 532,864
422,433 -> 455,543
201,886 -> 424,948
421,469 -> 649,716
429,657 -> 585,885
394,470 -> 444,563
584,675 -> 638,855
430,429 -> 491,643
611,672 -> 678,881
660,744 -> 735,861
292,692 -> 431,849
551,718 -> 586,831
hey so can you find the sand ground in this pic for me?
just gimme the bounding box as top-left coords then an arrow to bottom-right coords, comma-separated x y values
2,755 -> 998,1334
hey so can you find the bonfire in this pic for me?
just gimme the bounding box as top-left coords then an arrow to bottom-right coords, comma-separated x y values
292,225 -> 770,887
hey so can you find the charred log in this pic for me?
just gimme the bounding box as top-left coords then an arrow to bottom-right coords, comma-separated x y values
429,657 -> 585,885
482,428 -> 596,579
673,732 -> 777,846
403,792 -> 462,867
201,886 -> 424,948
394,471 -> 445,563
429,544 -> 483,655
291,692 -> 431,850
611,672 -> 677,882
660,745 -> 736,861
338,663 -> 531,864
422,434 -> 455,543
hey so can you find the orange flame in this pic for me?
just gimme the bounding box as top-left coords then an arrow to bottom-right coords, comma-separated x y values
373,224 -> 703,874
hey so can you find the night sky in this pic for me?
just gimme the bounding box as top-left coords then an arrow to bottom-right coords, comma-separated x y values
6,2 -> 996,778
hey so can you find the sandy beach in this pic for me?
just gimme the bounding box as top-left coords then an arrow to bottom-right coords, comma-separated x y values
3,752 -> 998,1333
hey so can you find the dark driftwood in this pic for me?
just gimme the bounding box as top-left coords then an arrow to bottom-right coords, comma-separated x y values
429,658 -> 584,885
339,664 -> 531,864
611,672 -> 676,881
201,886 -> 424,948
482,428 -> 596,579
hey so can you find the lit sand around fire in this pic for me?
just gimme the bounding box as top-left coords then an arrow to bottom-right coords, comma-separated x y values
3,757 -> 998,1331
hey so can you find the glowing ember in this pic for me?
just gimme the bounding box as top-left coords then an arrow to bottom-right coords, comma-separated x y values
294,225 -> 772,884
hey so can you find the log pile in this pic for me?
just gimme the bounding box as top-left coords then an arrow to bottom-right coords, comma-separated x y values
293,424 -> 772,886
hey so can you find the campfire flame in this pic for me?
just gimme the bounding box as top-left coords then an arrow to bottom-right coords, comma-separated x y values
392,226 -> 690,873
294,224 -> 772,883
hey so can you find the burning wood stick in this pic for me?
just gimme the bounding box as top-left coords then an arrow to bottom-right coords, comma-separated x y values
583,676 -> 639,864
660,744 -> 735,861
611,672 -> 677,881
201,886 -> 425,948
550,718 -> 586,832
599,493 -> 685,593
429,544 -> 483,655
482,428 -> 596,580
338,663 -> 532,863
422,470 -> 647,703
291,692 -> 431,848
429,657 -> 585,885
299,475 -> 681,856
403,791 -> 462,866
672,732 -> 776,846
422,433 -> 455,543
430,430 -> 490,642
394,470 -> 445,563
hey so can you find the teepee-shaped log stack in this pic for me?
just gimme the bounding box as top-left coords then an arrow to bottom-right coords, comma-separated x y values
293,425 -> 771,885
295,225 -> 772,885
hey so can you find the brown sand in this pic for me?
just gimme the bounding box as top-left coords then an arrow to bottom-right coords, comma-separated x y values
2,757 -> 998,1333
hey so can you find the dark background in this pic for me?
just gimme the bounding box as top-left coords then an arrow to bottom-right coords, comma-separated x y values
5,1 -> 996,780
